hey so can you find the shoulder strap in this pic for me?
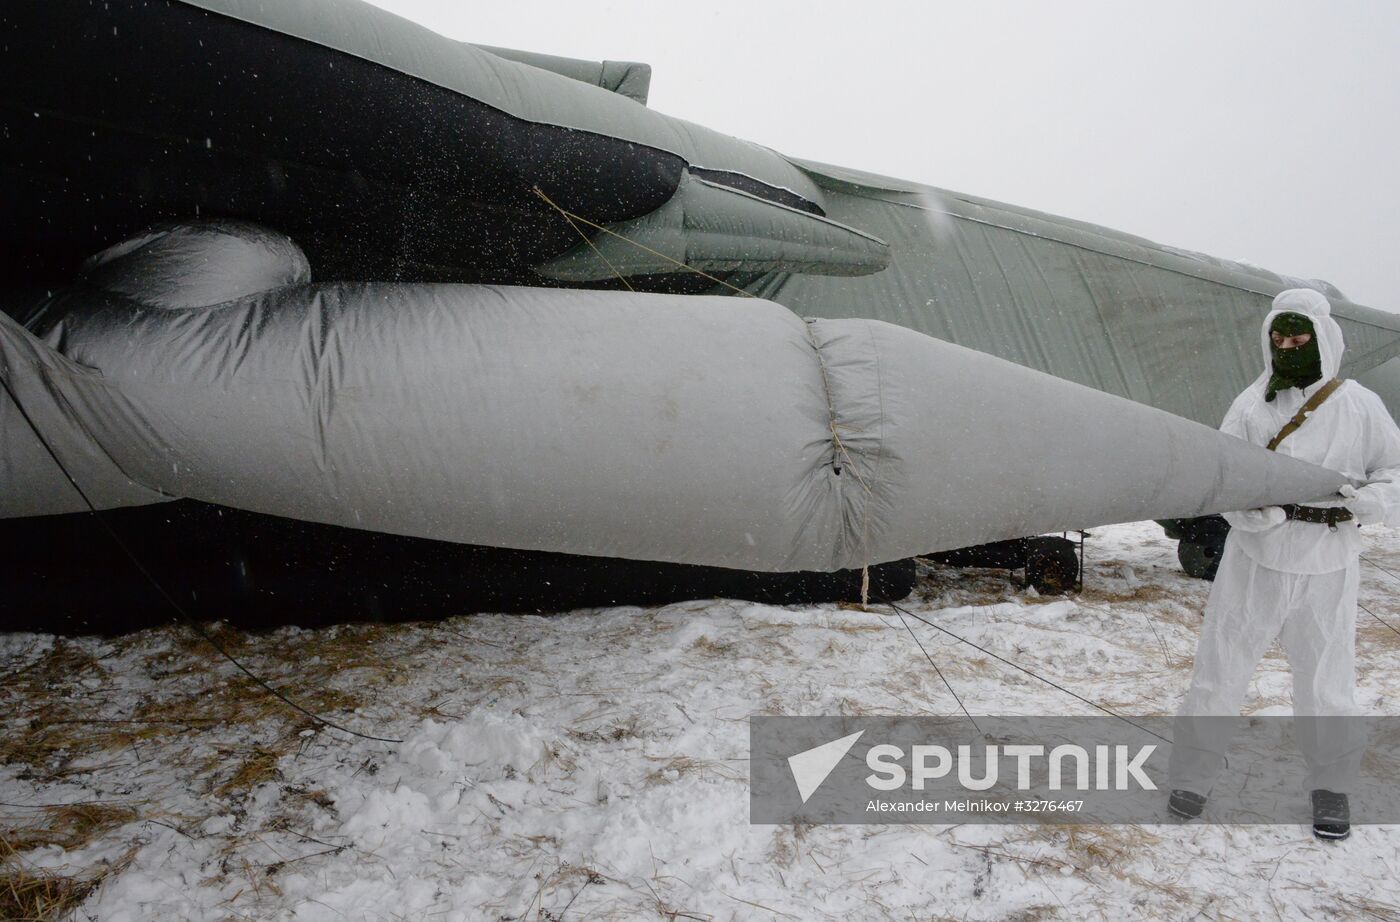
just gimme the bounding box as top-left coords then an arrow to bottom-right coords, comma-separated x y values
1267,378 -> 1343,451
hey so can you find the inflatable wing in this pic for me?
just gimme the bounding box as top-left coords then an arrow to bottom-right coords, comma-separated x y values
750,161 -> 1400,425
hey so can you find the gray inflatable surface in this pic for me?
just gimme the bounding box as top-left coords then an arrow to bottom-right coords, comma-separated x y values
12,0 -> 1400,431
2,224 -> 1350,573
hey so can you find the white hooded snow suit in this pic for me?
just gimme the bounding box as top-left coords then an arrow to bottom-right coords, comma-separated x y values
1170,288 -> 1400,796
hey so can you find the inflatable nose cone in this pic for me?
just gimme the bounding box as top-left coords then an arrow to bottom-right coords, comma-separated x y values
814,318 -> 1348,565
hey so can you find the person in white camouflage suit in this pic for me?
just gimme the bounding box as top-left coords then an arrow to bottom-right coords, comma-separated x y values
1169,288 -> 1400,841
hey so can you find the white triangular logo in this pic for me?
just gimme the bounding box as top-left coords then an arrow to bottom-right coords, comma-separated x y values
788,730 -> 864,804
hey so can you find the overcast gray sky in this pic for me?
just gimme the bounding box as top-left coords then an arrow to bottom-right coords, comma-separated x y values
367,0 -> 1399,309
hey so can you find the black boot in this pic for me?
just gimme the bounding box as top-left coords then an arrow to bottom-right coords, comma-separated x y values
1168,789 -> 1207,820
1312,789 -> 1350,841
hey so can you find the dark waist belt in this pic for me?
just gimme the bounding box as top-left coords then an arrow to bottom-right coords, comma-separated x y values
1279,504 -> 1354,528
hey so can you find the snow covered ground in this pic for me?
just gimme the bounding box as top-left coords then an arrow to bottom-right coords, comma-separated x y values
3,521 -> 1400,921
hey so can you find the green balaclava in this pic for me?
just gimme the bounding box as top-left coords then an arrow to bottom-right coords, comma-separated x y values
1265,312 -> 1322,402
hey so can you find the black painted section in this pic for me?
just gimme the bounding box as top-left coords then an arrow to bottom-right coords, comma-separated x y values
687,167 -> 824,216
1156,514 -> 1230,545
0,501 -> 916,636
0,1 -> 684,288
926,538 -> 1036,570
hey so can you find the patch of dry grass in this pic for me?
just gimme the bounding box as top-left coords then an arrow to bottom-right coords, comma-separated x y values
461,674 -> 530,698
1018,823 -> 1180,889
0,837 -> 135,922
874,635 -> 995,686
823,610 -> 888,634
0,862 -> 96,922
0,622 -> 412,785
1336,894 -> 1400,922
764,822 -> 817,870
521,861 -> 611,921
0,670 -> 356,783
567,716 -> 645,744
278,785 -> 336,815
184,675 -> 360,729
913,561 -> 1019,604
0,804 -> 139,855
2,639 -> 105,689
0,716 -> 193,778
1075,584 -> 1177,606
1358,615 -> 1400,650
998,907 -> 1062,922
687,636 -> 738,658
1,635 -> 202,771
213,747 -> 283,797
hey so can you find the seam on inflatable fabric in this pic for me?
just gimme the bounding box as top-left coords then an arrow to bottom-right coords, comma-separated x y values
863,320 -> 887,569
305,292 -> 338,478
802,319 -> 841,476
803,318 -> 885,572
896,197 -> 1286,299
803,320 -> 848,569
